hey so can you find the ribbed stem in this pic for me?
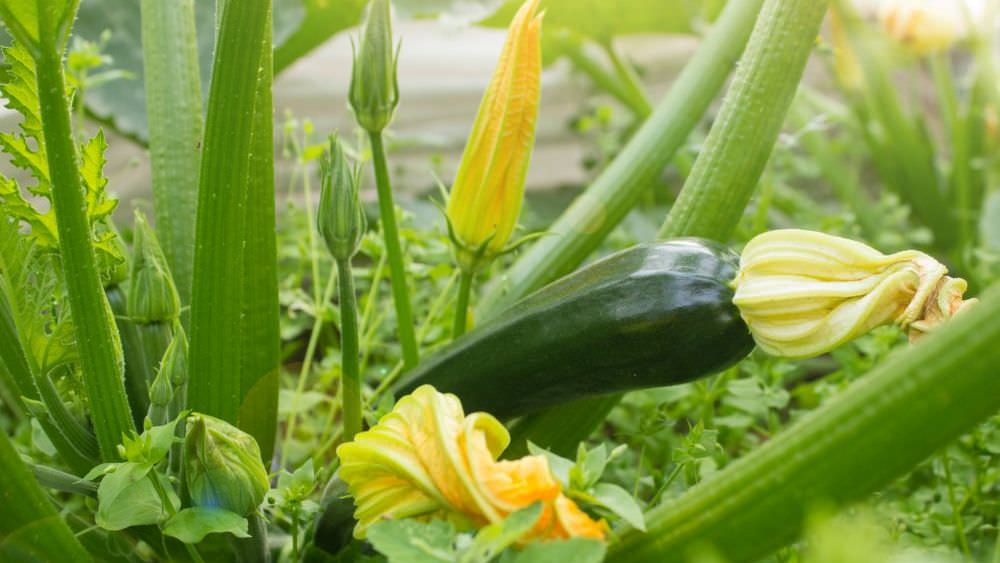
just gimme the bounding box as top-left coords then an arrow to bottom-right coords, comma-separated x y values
35,10 -> 134,460
108,286 -> 151,428
367,132 -> 419,369
337,258 -> 362,442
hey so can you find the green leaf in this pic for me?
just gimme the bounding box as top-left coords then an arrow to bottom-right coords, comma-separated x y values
367,519 -> 458,563
498,538 -> 606,563
526,441 -> 573,487
273,0 -> 367,74
163,507 -> 250,544
590,483 -> 645,532
460,503 -> 542,563
95,463 -> 163,530
0,425 -> 93,562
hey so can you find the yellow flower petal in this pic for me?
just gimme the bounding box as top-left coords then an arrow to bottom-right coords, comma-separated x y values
336,385 -> 605,542
446,0 -> 542,269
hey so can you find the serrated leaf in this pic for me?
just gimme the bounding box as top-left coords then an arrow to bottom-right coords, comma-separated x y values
367,519 -> 457,563
591,483 -> 645,532
163,508 -> 250,544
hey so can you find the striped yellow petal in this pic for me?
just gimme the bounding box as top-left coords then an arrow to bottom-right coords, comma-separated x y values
336,385 -> 605,541
446,0 -> 542,269
733,229 -> 975,358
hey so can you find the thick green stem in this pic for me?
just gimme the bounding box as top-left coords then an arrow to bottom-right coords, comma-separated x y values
452,269 -> 474,339
108,286 -> 151,428
367,132 -> 419,369
611,281 -> 1000,562
477,0 -> 765,316
34,7 -> 134,460
337,258 -> 362,442
233,513 -> 270,563
660,0 -> 829,239
139,0 -> 203,307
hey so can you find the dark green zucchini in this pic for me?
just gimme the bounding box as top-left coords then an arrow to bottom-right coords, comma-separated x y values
393,238 -> 753,419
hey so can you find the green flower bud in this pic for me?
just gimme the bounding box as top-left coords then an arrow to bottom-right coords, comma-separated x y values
184,413 -> 269,516
349,0 -> 400,133
317,136 -> 366,260
148,367 -> 173,408
128,211 -> 180,323
161,323 -> 189,388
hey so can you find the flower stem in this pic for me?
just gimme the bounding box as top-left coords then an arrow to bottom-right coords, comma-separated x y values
452,269 -> 474,339
336,258 -> 362,442
367,131 -> 419,369
147,471 -> 206,563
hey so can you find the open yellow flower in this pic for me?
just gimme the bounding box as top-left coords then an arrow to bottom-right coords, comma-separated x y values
878,0 -> 965,55
445,0 -> 542,271
733,229 -> 975,359
336,385 -> 606,541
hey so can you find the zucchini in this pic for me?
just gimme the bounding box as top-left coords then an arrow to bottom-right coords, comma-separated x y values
393,238 -> 753,418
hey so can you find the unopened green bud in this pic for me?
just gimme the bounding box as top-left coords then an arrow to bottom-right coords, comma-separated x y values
149,368 -> 173,408
349,0 -> 399,133
317,136 -> 365,260
161,323 -> 189,388
184,413 -> 269,516
128,212 -> 180,323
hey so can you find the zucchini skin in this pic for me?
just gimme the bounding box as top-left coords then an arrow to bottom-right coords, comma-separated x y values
393,238 -> 753,419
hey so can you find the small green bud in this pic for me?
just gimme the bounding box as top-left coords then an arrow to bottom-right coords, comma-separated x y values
349,0 -> 400,133
317,136 -> 366,260
128,211 -> 180,323
148,367 -> 173,408
184,413 -> 269,516
161,323 -> 189,388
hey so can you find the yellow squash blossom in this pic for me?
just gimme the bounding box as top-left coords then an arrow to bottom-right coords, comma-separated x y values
445,0 -> 542,271
733,229 -> 975,359
336,385 -> 606,541
878,0 -> 966,55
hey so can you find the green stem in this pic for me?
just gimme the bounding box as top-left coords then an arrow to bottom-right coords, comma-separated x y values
148,471 -> 206,563
33,6 -> 135,460
233,513 -> 270,563
601,39 -> 653,118
452,269 -> 474,339
611,281 -> 1000,562
367,132 -> 419,369
941,454 -> 972,558
140,0 -> 203,308
280,269 -> 337,469
337,258 -> 362,442
560,35 -> 651,119
660,0 -> 829,239
108,286 -> 152,429
477,0 -> 765,317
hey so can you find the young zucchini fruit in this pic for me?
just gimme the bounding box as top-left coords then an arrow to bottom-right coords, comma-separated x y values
392,239 -> 754,419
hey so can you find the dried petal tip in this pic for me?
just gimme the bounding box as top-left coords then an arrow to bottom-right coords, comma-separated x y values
445,0 -> 542,271
733,229 -> 975,359
336,384 -> 605,541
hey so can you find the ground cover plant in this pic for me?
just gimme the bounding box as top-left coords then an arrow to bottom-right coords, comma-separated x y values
1,0 -> 1000,561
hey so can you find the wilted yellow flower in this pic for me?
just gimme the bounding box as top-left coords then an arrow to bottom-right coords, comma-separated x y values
878,0 -> 963,54
336,385 -> 606,541
445,0 -> 542,271
733,229 -> 976,359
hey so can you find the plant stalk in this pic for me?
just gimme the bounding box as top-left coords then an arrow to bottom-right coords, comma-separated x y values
337,258 -> 362,442
367,132 -> 419,369
452,269 -> 474,339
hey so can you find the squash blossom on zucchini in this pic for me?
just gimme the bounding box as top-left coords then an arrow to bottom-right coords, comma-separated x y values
336,385 -> 606,541
184,413 -> 270,516
733,229 -> 976,359
445,0 -> 542,271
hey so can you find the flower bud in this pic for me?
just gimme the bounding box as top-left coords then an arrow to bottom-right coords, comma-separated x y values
183,413 -> 269,516
733,229 -> 976,359
445,0 -> 542,271
128,211 -> 180,324
161,324 -> 189,389
349,0 -> 399,133
147,366 -> 173,426
878,0 -> 964,55
317,136 -> 365,261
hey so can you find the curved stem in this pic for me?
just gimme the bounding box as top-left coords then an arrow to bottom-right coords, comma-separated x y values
452,270 -> 474,339
367,132 -> 419,369
336,258 -> 362,442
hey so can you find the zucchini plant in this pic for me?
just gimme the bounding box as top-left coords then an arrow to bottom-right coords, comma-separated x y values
2,0 -> 999,561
